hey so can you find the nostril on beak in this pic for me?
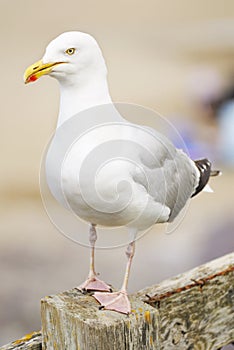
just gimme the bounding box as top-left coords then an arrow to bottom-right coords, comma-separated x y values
33,66 -> 39,70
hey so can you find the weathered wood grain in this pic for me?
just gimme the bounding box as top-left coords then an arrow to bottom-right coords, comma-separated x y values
1,253 -> 233,350
0,331 -> 42,350
138,252 -> 234,349
41,290 -> 159,350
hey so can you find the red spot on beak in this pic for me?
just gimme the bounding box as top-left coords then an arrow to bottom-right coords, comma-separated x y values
29,75 -> 38,82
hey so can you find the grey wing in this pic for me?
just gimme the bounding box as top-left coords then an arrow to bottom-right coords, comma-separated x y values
164,149 -> 199,221
133,126 -> 199,222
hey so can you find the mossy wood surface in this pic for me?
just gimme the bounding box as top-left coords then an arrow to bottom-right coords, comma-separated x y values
0,332 -> 42,350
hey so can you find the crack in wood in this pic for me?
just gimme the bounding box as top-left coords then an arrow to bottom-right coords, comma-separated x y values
144,265 -> 234,307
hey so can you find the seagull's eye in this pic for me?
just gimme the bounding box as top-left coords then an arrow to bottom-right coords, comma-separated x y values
65,48 -> 76,55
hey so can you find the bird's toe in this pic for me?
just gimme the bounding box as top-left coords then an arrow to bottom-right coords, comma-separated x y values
93,290 -> 131,314
78,277 -> 112,292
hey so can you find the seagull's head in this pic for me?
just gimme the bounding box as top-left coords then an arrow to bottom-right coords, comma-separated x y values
24,31 -> 107,85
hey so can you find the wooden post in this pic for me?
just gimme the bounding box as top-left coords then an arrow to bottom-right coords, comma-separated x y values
0,332 -> 42,350
41,292 -> 159,350
138,252 -> 234,349
41,253 -> 233,350
1,253 -> 233,350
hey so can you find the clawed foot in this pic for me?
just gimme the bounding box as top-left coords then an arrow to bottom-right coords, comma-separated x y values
93,290 -> 131,314
78,276 -> 112,292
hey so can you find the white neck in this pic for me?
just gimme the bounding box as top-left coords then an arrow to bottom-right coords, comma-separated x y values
57,72 -> 112,127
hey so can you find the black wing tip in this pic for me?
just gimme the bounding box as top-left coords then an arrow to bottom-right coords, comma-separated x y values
191,158 -> 212,198
194,158 -> 211,167
210,170 -> 222,177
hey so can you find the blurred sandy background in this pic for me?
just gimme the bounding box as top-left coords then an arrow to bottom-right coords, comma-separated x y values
1,0 -> 234,346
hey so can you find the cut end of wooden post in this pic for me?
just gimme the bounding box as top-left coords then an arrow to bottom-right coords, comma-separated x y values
41,288 -> 159,350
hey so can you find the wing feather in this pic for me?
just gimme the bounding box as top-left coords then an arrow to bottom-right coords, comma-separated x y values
132,126 -> 199,223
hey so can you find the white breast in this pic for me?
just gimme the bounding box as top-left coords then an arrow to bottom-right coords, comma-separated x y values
45,121 -> 180,230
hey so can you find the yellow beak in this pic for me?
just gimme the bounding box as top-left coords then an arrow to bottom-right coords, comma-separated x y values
24,60 -> 65,84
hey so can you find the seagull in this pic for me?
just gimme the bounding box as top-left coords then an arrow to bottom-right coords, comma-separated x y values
24,31 -> 220,314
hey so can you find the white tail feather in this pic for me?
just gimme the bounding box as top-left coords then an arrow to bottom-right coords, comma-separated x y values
203,184 -> 213,193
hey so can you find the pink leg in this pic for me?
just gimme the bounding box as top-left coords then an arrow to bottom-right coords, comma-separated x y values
78,224 -> 111,292
93,239 -> 136,314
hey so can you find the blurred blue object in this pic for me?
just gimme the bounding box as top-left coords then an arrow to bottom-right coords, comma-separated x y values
169,118 -> 214,161
218,100 -> 234,166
